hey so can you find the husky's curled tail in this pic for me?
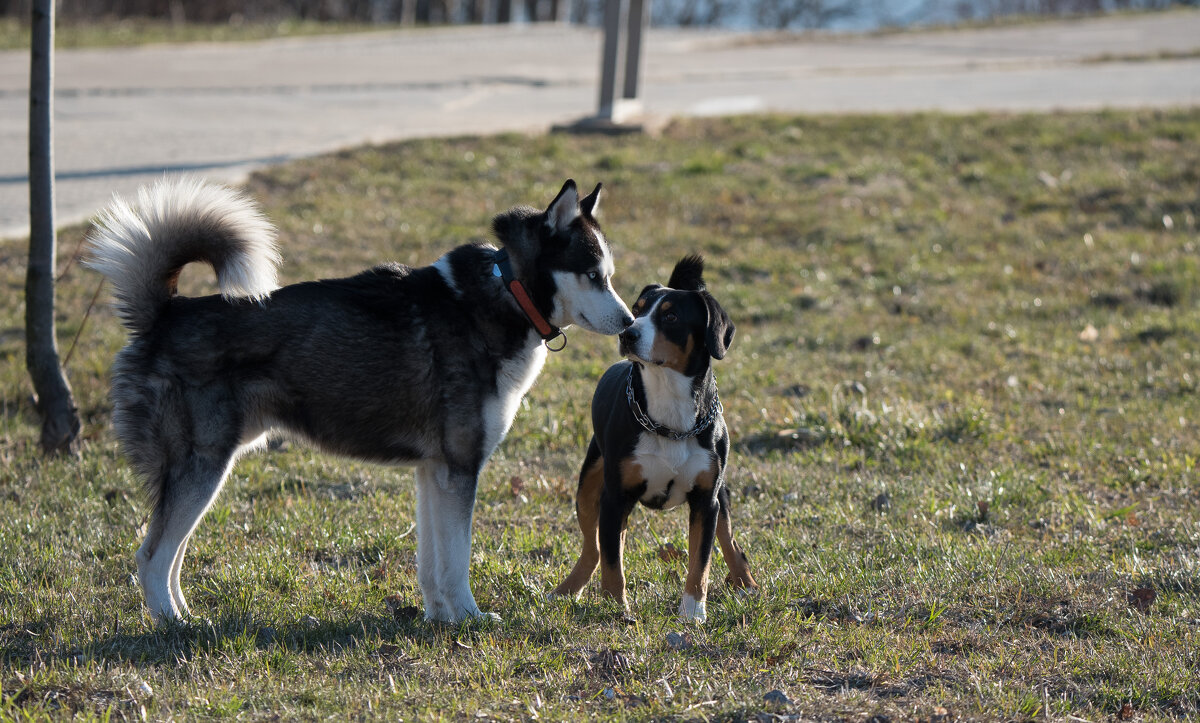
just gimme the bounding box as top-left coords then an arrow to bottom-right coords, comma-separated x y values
86,178 -> 280,334
85,180 -> 283,623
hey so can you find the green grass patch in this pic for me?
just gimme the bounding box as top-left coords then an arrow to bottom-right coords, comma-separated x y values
2,109 -> 1199,720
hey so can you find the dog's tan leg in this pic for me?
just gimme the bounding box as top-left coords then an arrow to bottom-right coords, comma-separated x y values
597,458 -> 641,608
680,500 -> 718,622
597,521 -> 628,607
553,454 -> 604,597
716,486 -> 757,589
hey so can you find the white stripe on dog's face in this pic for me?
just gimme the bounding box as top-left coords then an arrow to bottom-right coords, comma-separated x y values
550,270 -> 632,335
622,296 -> 661,363
549,233 -> 630,335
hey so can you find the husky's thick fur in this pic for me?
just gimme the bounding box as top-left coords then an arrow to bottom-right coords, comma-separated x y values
87,177 -> 633,624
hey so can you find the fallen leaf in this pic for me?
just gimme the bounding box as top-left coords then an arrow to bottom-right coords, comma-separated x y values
766,642 -> 799,665
657,542 -> 686,563
977,500 -> 990,521
509,475 -> 526,496
591,648 -> 630,674
1128,587 -> 1156,613
665,631 -> 691,651
384,595 -> 422,621
1118,701 -> 1135,720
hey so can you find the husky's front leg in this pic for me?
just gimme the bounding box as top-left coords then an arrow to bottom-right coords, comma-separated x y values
414,462 -> 447,620
415,461 -> 494,622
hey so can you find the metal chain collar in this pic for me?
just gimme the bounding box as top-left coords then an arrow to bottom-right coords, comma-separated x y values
625,365 -> 722,441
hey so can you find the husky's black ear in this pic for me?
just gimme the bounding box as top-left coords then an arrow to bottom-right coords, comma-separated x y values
703,293 -> 735,360
545,179 -> 580,233
668,254 -> 706,291
580,183 -> 602,218
492,205 -> 541,266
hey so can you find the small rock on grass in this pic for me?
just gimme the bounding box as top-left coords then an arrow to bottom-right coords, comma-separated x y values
665,631 -> 691,650
763,689 -> 792,705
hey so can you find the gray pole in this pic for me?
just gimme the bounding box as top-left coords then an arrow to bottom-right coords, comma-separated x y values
597,0 -> 628,120
25,0 -> 80,454
622,0 -> 648,101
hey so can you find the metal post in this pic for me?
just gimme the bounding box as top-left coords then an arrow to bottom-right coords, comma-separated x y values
554,0 -> 647,132
597,0 -> 627,121
622,0 -> 647,101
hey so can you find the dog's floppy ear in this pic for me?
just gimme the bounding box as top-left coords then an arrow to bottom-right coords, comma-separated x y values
668,254 -> 706,292
580,183 -> 602,218
545,179 -> 580,233
703,293 -> 735,360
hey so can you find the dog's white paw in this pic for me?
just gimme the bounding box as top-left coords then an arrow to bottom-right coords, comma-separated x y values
678,593 -> 707,623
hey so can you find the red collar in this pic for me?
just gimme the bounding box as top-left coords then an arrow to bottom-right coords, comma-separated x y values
492,250 -> 566,351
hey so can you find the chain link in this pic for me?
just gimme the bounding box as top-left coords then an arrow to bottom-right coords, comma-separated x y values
625,366 -> 722,441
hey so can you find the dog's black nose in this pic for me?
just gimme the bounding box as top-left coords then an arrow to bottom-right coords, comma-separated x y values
621,313 -> 635,328
619,326 -> 639,345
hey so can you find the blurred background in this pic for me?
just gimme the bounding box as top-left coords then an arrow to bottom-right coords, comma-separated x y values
0,0 -> 1196,30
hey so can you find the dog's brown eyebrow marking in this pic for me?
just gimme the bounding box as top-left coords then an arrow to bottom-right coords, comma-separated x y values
634,299 -> 646,309
661,301 -> 673,311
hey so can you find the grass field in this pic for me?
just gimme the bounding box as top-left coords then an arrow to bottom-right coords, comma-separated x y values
2,109 -> 1199,721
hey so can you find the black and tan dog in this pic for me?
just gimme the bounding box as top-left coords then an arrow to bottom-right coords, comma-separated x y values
553,255 -> 756,621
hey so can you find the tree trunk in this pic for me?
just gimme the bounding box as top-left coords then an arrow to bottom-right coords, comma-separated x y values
26,0 -> 80,455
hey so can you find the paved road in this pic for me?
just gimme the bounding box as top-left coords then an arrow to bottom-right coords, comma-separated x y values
1,10 -> 1198,239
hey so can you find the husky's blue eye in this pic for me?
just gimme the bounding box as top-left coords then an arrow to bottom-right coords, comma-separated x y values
587,271 -> 599,280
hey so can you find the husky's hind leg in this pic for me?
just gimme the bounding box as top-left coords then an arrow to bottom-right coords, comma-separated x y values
136,452 -> 234,623
168,538 -> 191,617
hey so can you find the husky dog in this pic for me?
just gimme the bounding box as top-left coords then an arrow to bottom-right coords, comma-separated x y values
87,177 -> 633,624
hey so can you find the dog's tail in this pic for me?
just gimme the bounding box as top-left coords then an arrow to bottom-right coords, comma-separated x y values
86,178 -> 280,334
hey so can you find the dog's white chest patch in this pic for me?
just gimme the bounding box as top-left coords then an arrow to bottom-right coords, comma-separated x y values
631,434 -> 713,510
482,332 -> 547,457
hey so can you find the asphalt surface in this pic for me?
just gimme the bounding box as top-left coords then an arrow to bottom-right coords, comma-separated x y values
1,10 -> 1198,239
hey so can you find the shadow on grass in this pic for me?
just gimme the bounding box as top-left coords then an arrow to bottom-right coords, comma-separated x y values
0,611 -> 428,668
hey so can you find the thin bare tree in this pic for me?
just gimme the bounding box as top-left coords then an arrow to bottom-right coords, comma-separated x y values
26,0 -> 80,454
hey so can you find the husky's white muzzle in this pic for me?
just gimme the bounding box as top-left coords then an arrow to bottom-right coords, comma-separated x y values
552,272 -> 634,335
